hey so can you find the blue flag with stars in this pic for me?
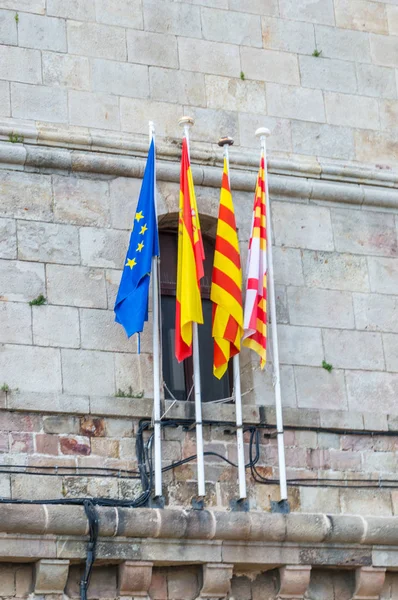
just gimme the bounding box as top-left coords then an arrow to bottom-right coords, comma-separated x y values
114,139 -> 159,338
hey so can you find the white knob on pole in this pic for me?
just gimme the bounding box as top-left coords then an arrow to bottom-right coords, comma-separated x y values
255,127 -> 271,138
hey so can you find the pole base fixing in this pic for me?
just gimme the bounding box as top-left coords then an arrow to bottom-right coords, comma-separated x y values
271,499 -> 290,514
148,495 -> 165,509
191,497 -> 205,510
230,498 -> 249,512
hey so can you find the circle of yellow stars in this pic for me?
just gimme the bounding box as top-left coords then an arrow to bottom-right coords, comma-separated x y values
125,211 -> 148,269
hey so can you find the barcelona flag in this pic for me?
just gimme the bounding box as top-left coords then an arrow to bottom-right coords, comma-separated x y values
114,139 -> 159,338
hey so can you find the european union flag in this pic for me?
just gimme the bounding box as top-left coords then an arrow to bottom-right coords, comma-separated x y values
114,139 -> 159,338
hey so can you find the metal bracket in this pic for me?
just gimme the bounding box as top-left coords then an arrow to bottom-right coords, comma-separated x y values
148,495 -> 165,509
230,498 -> 249,512
191,497 -> 205,510
271,499 -> 290,514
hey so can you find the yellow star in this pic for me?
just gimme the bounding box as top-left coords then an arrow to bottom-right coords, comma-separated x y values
135,211 -> 144,222
136,242 -> 144,252
139,224 -> 148,235
126,258 -> 136,269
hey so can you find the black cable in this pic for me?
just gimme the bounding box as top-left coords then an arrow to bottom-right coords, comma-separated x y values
80,499 -> 99,600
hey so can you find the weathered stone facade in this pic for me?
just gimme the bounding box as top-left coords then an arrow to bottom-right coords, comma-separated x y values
0,0 -> 398,598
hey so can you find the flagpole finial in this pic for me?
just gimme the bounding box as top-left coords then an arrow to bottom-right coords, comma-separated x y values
255,127 -> 271,138
218,136 -> 234,147
179,116 -> 194,128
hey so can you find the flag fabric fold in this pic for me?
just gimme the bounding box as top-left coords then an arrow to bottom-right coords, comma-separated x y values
210,158 -> 243,379
175,137 -> 205,362
242,151 -> 267,367
114,139 -> 159,338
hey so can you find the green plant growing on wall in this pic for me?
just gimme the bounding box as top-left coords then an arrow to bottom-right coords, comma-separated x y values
322,360 -> 333,372
1,384 -> 10,393
29,294 -> 47,306
312,48 -> 322,57
240,71 -> 245,80
14,12 -> 19,23
116,386 -> 144,399
8,132 -> 24,143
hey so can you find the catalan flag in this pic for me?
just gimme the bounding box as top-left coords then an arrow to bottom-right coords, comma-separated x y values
243,151 -> 267,367
210,159 -> 243,379
175,137 -> 205,362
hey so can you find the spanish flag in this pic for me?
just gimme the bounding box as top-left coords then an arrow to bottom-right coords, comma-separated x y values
175,137 -> 205,362
211,159 -> 243,379
243,152 -> 267,367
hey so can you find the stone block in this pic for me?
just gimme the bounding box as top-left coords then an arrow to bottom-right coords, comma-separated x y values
178,38 -> 241,77
380,99 -> 398,131
353,567 -> 386,600
241,47 -> 299,85
340,488 -> 392,516
278,565 -> 312,599
229,0 -> 278,15
262,15 -> 315,54
205,75 -> 266,113
11,82 -> 67,123
288,287 -> 355,329
1,0 -> 43,13
8,391 -> 89,414
356,63 -> 397,99
91,437 -> 119,458
80,307 -> 137,353
46,264 -> 107,308
0,301 -> 32,344
17,221 -> 80,265
0,79 -> 9,116
18,13 -> 66,52
120,97 -> 182,138
272,202 -> 333,251
354,292 -> 398,333
368,257 -> 398,295
43,415 -> 80,434
179,106 -> 239,145
239,114 -> 292,152
150,67 -> 205,107
167,566 -> 200,599
0,9 -> 17,44
61,348 -> 115,396
144,0 -> 201,37
302,250 -> 369,292
35,559 -> 70,594
325,91 -> 379,130
114,353 -> 154,398
324,330 -> 385,371
0,171 -> 52,222
199,563 -> 233,599
295,366 -> 348,410
47,0 -> 95,19
12,472 -> 63,499
80,227 -> 129,269
110,177 -> 142,230
0,218 -> 16,259
300,55 -> 357,93
67,20 -> 126,60
0,259 -> 45,303
318,432 -> 340,449
0,564 -> 15,594
363,451 -> 396,473
371,33 -> 398,68
335,0 -> 388,33
92,58 -> 148,99
384,334 -> 398,372
96,0 -> 143,28
32,305 -> 80,348
127,30 -> 178,68
346,371 -> 398,414
42,51 -> 90,90
388,5 -> 398,34
53,175 -> 110,227
0,45 -> 41,84
315,24 -> 371,63
279,0 -> 334,23
118,560 -> 153,596
10,431 -> 34,453
0,344 -> 62,393
267,83 -> 325,122
105,269 -> 122,309
272,247 -> 304,286
35,433 -> 59,455
69,89 -> 120,130
291,121 -> 355,160
355,130 -> 398,168
332,208 -> 397,257
202,6 -> 262,46
278,325 -> 323,367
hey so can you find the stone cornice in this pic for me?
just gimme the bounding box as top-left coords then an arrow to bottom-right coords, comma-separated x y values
0,121 -> 397,210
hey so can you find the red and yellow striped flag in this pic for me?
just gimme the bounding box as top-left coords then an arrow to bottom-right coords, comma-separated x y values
175,137 -> 205,362
210,159 -> 243,379
243,151 -> 267,367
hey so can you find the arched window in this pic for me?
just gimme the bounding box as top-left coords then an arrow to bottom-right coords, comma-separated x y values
159,229 -> 232,402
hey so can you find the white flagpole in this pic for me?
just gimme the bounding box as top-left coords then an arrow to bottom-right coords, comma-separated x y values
179,116 -> 205,499
149,120 -> 163,498
255,127 -> 287,501
218,137 -> 247,501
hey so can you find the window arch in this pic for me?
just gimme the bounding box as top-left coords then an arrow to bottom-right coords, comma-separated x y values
159,229 -> 232,402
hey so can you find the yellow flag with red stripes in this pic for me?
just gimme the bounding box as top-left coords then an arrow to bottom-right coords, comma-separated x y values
175,137 -> 205,362
243,151 -> 267,367
210,159 -> 243,379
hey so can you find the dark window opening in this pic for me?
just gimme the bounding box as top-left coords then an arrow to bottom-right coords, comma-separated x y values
159,230 -> 232,402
